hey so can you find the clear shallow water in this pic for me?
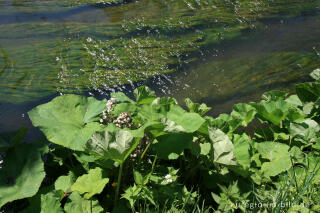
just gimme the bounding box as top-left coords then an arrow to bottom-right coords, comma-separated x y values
0,0 -> 320,137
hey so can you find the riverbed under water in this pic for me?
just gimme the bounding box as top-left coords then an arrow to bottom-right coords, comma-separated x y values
0,0 -> 320,139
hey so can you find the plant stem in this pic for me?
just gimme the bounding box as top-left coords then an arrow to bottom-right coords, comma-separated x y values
139,141 -> 151,163
151,155 -> 157,173
90,200 -> 92,213
114,162 -> 124,207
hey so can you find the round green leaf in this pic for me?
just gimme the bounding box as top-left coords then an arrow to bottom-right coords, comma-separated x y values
28,95 -> 106,151
0,144 -> 45,208
71,167 -> 109,199
64,192 -> 103,213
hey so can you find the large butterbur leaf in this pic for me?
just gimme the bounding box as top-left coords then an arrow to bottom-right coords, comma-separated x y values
166,105 -> 205,133
40,192 -> 64,213
208,127 -> 237,166
231,134 -> 252,177
233,134 -> 251,170
0,144 -> 45,208
55,172 -> 77,193
111,92 -> 135,103
251,100 -> 290,125
136,97 -> 176,122
154,133 -> 193,160
285,95 -> 303,107
296,82 -> 320,102
289,119 -> 320,144
71,167 -> 109,199
20,186 -> 56,213
28,95 -> 106,151
161,118 -> 185,133
256,142 -> 292,177
230,103 -> 256,127
0,127 -> 27,152
86,129 -> 139,163
64,192 -> 103,213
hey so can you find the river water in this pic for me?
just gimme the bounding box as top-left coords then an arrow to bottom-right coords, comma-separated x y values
0,0 -> 320,137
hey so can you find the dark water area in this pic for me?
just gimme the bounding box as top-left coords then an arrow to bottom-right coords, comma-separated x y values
0,0 -> 320,140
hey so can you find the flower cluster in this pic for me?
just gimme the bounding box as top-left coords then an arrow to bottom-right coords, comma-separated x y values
113,112 -> 133,128
100,98 -> 116,125
106,98 -> 116,113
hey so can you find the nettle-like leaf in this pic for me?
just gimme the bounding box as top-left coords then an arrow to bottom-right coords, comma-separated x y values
185,98 -> 211,116
230,103 -> 256,127
211,181 -> 249,212
134,86 -> 156,104
255,142 -> 292,177
40,192 -> 64,213
251,100 -> 290,125
86,129 -> 140,163
208,127 -> 237,166
122,184 -> 156,207
122,184 -> 142,207
64,192 -> 103,213
71,167 -> 109,199
28,95 -> 106,151
0,144 -> 45,208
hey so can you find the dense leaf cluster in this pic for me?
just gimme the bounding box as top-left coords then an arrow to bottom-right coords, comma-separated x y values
1,70 -> 320,212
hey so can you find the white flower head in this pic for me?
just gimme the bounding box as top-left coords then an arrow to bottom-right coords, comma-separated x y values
110,97 -> 116,103
87,37 -> 93,42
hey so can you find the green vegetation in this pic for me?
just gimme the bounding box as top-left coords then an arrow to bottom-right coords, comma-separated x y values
1,69 -> 320,212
